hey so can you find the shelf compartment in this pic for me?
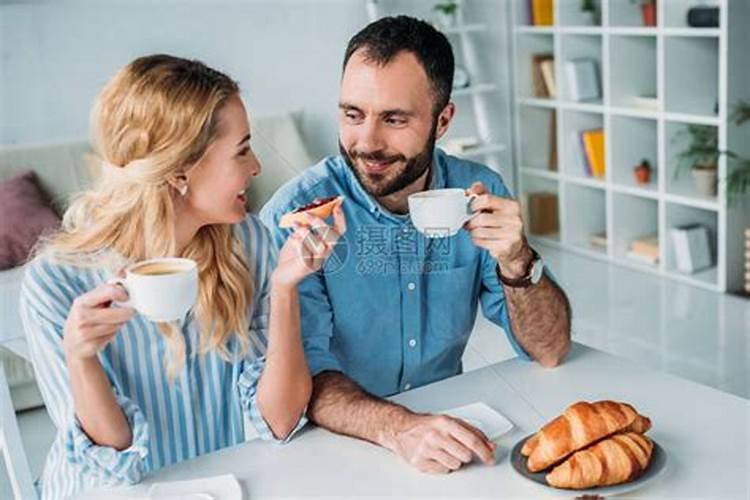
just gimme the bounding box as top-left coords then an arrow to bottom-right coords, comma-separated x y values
612,193 -> 659,267
558,34 -> 603,104
664,36 -> 719,117
609,35 -> 657,111
558,0 -> 602,27
665,120 -> 719,202
610,115 -> 658,192
561,109 -> 604,180
564,183 -> 607,254
664,202 -> 718,286
515,33 -> 555,100
518,106 -> 558,171
520,174 -> 560,241
607,0 -> 656,28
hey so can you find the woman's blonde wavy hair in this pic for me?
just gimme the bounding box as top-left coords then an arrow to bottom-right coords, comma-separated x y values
39,54 -> 253,378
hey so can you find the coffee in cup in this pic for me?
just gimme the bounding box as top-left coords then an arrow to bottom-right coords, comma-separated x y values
111,257 -> 198,322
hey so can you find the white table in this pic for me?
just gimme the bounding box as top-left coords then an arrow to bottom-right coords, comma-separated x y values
82,343 -> 749,499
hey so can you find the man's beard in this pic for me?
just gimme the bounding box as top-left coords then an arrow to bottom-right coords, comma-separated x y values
340,126 -> 437,198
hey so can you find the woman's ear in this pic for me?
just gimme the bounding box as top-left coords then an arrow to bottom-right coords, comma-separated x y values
168,172 -> 189,196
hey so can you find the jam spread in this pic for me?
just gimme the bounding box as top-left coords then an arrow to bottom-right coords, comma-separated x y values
292,196 -> 338,214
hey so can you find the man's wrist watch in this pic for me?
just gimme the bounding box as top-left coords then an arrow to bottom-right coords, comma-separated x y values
497,247 -> 544,288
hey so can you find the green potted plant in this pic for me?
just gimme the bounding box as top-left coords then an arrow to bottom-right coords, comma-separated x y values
434,1 -> 459,29
672,124 -> 720,197
630,0 -> 657,27
672,101 -> 750,200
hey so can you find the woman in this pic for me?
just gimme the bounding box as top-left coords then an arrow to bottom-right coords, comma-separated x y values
20,54 -> 345,499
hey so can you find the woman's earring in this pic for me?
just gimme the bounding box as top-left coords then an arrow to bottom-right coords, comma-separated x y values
178,184 -> 188,196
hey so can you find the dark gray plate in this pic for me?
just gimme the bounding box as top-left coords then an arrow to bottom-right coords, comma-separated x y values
510,434 -> 668,496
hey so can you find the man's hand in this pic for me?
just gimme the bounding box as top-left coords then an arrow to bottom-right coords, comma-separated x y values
380,412 -> 496,474
464,182 -> 533,280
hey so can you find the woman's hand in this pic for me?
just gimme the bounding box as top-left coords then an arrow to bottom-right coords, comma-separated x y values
272,205 -> 347,288
63,283 -> 136,361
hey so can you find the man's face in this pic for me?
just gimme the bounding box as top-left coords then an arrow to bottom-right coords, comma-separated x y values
338,50 -> 447,197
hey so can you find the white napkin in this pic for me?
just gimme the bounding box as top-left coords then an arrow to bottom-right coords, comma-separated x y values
442,402 -> 514,439
147,473 -> 242,500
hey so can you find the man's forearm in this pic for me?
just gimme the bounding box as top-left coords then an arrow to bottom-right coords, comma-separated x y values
503,272 -> 571,367
308,371 -> 412,447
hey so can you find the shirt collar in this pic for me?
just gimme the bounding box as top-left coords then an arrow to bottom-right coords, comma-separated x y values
340,148 -> 448,222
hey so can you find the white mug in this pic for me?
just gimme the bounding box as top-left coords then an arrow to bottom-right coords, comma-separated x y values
408,188 -> 479,238
110,257 -> 198,322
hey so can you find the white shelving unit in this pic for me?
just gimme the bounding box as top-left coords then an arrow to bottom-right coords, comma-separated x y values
365,0 -> 507,172
511,0 -> 750,293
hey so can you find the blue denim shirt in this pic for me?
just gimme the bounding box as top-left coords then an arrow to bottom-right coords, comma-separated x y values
260,149 -> 531,397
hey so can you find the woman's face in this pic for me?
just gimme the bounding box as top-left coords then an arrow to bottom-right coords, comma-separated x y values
182,94 -> 260,226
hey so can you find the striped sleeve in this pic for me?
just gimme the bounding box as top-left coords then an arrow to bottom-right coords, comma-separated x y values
19,259 -> 150,486
235,215 -> 307,443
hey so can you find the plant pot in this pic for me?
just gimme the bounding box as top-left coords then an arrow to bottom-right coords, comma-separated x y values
436,11 -> 457,29
582,7 -> 601,26
634,163 -> 652,185
692,168 -> 717,197
641,3 -> 657,27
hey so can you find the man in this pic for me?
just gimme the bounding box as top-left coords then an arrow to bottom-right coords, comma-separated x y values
260,16 -> 571,474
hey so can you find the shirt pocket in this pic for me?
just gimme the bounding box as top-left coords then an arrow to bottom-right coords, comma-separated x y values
424,261 -> 480,342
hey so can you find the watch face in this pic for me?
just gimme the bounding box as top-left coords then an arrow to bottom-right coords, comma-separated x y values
530,258 -> 544,284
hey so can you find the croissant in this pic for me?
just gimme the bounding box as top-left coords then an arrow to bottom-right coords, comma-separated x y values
522,401 -> 643,472
546,432 -> 653,489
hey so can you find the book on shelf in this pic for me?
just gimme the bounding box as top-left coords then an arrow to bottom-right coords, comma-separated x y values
530,0 -> 554,26
523,191 -> 559,235
564,58 -> 601,102
629,234 -> 659,265
531,53 -> 554,97
580,129 -> 605,178
590,231 -> 607,249
549,112 -> 558,171
670,224 -> 713,274
569,131 -> 590,176
539,59 -> 556,98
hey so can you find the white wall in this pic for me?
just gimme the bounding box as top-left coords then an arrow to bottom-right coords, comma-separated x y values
0,0 -> 514,187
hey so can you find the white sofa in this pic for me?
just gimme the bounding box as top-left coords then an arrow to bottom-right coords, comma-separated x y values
0,110 -> 313,410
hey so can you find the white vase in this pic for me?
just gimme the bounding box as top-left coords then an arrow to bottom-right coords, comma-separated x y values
436,11 -> 456,29
692,168 -> 717,197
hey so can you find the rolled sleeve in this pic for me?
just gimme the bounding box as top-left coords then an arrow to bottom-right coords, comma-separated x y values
237,356 -> 307,443
65,392 -> 149,485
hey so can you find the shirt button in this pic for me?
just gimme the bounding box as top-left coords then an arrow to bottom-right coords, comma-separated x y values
404,383 -> 412,390
407,282 -> 416,291
408,338 -> 417,348
402,226 -> 410,233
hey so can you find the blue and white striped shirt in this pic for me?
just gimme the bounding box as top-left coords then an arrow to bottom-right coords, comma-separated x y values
19,214 -> 305,500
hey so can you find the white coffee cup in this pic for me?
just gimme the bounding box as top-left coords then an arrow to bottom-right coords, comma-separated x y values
408,188 -> 479,238
110,257 -> 198,322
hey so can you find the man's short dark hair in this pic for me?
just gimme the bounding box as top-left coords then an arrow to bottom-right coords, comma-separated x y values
343,15 -> 455,116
